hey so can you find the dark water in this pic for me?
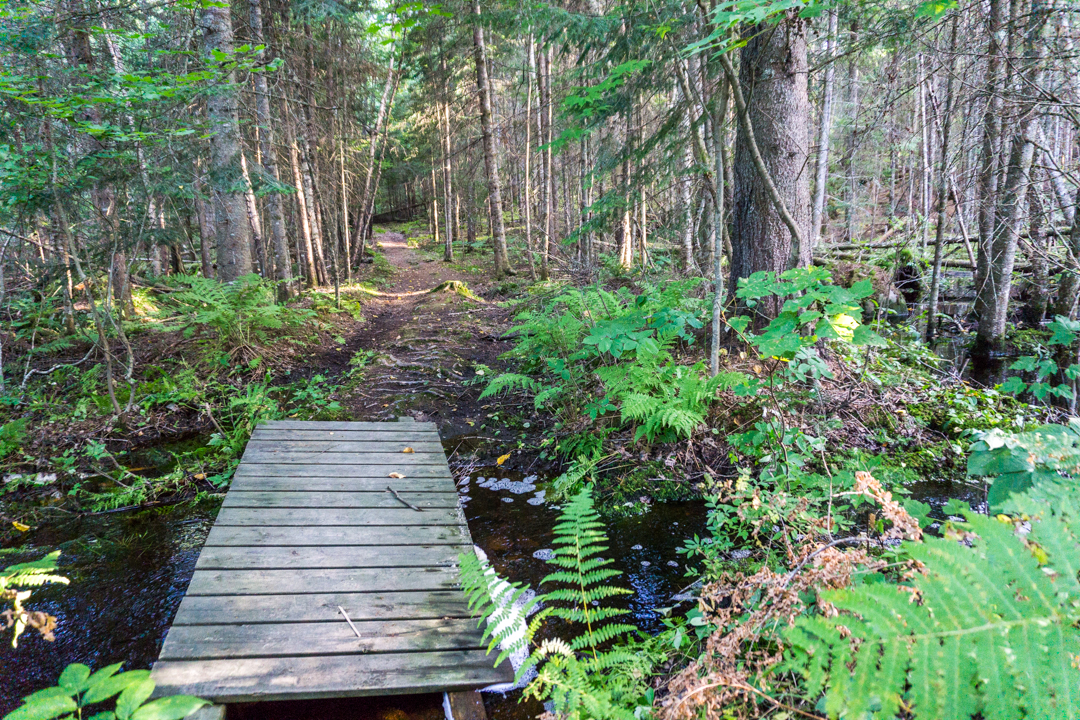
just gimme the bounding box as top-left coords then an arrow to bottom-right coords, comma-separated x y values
1,437 -> 705,720
0,501 -> 216,713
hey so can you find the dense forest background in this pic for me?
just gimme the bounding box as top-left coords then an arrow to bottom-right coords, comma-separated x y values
2,0 -> 1075,361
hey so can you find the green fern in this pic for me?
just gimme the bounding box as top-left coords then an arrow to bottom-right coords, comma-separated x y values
458,486 -> 653,720
785,498 -> 1080,719
156,274 -> 312,353
540,484 -> 636,653
1,550 -> 69,648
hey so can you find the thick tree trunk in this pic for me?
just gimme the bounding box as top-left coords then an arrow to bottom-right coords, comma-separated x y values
200,2 -> 253,282
471,0 -> 513,276
249,0 -> 293,294
1021,176 -> 1049,326
973,0 -> 1007,326
726,16 -> 811,314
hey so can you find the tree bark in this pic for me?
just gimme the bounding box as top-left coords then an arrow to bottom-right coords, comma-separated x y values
723,18 -> 810,314
973,0 -> 1048,362
524,34 -> 538,279
200,2 -> 253,282
353,54 -> 397,264
249,0 -> 293,295
471,0 -> 513,277
925,15 -> 958,343
810,9 -> 837,247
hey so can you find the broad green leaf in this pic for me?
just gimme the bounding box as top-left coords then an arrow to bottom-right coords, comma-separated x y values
83,671 -> 150,706
58,665 -> 91,694
130,697 -> 208,720
999,376 -> 1027,394
115,680 -> 155,720
3,694 -> 78,720
850,325 -> 886,347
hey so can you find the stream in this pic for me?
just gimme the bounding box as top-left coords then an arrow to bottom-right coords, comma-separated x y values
0,434 -> 706,719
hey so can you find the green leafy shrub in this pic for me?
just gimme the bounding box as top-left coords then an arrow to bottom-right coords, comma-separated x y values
4,662 -> 207,720
482,280 -> 718,442
155,274 -> 313,355
999,315 -> 1080,403
0,418 -> 28,460
967,419 -> 1080,509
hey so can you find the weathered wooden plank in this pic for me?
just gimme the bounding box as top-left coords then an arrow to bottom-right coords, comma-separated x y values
250,429 -> 442,442
195,545 -> 466,570
244,439 -> 446,453
222,491 -> 460,510
259,420 -> 438,431
159,618 -> 485,660
204,525 -> 470,547
239,450 -> 449,465
232,463 -> 452,478
150,649 -> 512,702
152,419 -> 502,703
169,590 -> 475,625
186,567 -> 460,596
447,691 -> 489,720
212,507 -> 462,527
228,476 -> 457,493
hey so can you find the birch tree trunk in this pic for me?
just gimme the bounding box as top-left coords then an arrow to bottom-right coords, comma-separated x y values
810,9 -> 837,247
353,54 -> 397,264
200,2 -> 252,282
249,0 -> 292,294
471,0 -> 513,276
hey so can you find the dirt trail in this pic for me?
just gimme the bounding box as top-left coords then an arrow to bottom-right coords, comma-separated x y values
334,229 -> 513,434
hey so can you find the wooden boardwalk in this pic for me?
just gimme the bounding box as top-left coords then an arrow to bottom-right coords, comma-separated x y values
150,419 -> 510,705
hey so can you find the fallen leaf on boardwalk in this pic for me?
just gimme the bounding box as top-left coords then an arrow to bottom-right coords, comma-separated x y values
389,472 -> 406,479
496,453 -> 511,466
12,521 -> 29,532
402,447 -> 415,453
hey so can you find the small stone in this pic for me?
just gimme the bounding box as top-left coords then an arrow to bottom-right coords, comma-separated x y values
730,549 -> 752,560
532,549 -> 556,561
667,561 -> 679,567
631,544 -> 643,550
501,497 -> 514,503
641,561 -> 651,567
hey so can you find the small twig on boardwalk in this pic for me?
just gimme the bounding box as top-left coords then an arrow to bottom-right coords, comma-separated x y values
387,485 -> 424,511
338,606 -> 363,639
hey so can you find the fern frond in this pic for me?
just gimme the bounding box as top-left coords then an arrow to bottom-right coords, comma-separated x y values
787,501 -> 1080,720
479,373 -> 540,400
